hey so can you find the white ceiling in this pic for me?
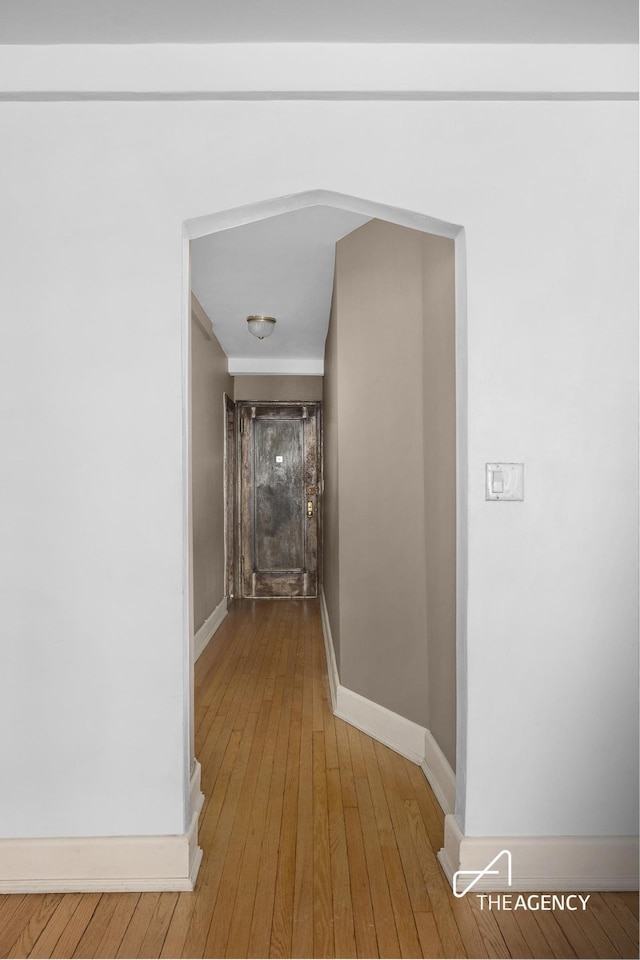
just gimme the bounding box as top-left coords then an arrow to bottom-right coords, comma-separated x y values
191,206 -> 371,375
0,0 -> 636,44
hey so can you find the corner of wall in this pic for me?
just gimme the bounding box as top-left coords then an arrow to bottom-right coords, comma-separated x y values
320,587 -> 456,817
438,815 -> 640,893
194,597 -> 228,661
0,764 -> 205,894
320,587 -> 339,711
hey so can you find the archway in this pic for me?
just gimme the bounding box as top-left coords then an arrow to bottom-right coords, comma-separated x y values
182,189 -> 468,842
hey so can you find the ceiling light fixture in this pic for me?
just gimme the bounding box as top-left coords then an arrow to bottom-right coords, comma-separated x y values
246,315 -> 276,340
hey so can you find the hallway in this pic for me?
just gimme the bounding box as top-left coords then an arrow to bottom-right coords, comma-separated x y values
0,599 -> 637,959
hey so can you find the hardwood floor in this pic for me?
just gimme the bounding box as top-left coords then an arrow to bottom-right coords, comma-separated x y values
1,599 -> 638,959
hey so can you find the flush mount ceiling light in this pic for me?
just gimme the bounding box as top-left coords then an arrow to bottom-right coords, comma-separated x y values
246,315 -> 276,340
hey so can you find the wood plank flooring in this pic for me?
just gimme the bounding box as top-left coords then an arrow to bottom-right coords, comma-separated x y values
1,599 -> 638,959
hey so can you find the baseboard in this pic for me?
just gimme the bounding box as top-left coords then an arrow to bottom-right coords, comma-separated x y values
190,758 -> 205,821
438,814 -> 640,892
194,597 -> 228,661
319,588 -> 339,711
319,588 -> 456,813
335,685 -> 427,764
0,764 -> 205,893
422,730 -> 456,815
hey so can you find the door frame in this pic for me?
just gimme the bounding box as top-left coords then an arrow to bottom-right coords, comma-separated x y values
182,189 -> 467,827
223,393 -> 238,601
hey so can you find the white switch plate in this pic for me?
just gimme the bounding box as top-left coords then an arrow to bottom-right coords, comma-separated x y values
486,463 -> 524,501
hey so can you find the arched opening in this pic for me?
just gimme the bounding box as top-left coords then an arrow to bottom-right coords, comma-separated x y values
182,189 -> 468,851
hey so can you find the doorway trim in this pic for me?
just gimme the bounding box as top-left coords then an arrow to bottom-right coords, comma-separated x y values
234,400 -> 322,599
182,188 -> 468,833
224,393 -> 237,601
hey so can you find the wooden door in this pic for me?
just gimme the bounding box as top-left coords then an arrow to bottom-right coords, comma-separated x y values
238,402 -> 321,598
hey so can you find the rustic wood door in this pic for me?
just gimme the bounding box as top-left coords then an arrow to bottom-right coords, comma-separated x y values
238,402 -> 321,598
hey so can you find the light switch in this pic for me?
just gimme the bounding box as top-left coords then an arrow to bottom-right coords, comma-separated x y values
486,463 -> 524,501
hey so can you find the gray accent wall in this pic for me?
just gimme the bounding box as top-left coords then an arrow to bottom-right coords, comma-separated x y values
323,277 -> 341,665
233,376 -> 323,401
323,219 -> 456,765
422,233 -> 457,766
191,303 -> 233,632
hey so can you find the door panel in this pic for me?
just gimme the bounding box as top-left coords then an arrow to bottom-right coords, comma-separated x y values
253,418 -> 305,571
239,402 -> 320,598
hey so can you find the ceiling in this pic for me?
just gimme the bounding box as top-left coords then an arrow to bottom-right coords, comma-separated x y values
191,206 -> 371,375
0,0 -> 636,44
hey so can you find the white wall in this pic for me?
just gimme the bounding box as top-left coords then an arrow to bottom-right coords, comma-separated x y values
0,85 -> 636,841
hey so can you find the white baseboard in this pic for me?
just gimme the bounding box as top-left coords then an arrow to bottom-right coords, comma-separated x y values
422,730 -> 456,815
194,597 -> 228,661
438,814 -> 640,892
335,685 -> 427,765
319,587 -> 456,813
190,758 -> 205,821
0,764 -> 205,893
319,588 -> 339,711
